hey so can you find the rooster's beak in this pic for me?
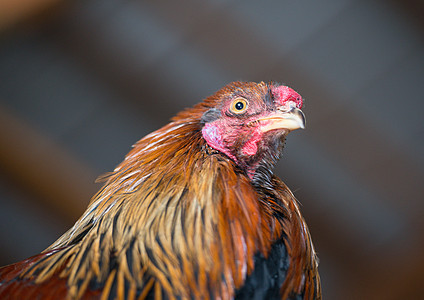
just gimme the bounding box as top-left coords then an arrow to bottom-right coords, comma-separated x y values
259,108 -> 306,132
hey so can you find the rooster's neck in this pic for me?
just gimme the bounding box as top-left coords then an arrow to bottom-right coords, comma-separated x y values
22,120 -> 287,299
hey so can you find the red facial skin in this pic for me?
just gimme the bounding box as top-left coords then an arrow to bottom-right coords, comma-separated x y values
202,84 -> 302,178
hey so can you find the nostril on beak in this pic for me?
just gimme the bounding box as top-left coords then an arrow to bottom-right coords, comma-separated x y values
277,101 -> 297,112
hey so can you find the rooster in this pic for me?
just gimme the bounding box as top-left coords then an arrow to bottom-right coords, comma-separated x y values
0,81 -> 321,299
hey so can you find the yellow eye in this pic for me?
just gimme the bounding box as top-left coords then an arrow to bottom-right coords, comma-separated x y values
230,98 -> 248,114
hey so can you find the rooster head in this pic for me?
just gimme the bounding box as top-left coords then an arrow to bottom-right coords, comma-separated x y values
200,81 -> 305,180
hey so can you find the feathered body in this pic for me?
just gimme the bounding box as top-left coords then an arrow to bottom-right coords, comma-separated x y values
0,81 -> 320,299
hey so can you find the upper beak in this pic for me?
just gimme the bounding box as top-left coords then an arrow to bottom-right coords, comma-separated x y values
259,108 -> 306,132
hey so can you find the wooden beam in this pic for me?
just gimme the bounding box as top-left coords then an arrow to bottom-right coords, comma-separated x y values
0,0 -> 60,31
0,105 -> 98,223
390,0 -> 424,32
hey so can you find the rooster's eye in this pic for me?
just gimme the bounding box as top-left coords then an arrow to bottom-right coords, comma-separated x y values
230,98 -> 248,114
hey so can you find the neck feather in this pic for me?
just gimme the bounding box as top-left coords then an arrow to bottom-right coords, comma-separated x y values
24,120 -> 286,299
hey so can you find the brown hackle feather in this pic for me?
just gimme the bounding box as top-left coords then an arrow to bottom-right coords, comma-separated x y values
0,81 -> 320,299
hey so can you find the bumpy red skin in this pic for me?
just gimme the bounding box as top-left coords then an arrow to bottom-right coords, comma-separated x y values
202,85 -> 303,170
271,85 -> 303,109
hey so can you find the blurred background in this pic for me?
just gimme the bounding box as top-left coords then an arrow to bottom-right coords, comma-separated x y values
0,0 -> 423,299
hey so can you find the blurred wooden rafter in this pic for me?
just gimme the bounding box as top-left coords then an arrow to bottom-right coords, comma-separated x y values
0,105 -> 98,223
0,0 -> 60,31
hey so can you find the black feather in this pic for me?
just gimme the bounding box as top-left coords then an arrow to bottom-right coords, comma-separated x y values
200,108 -> 221,124
235,238 -> 291,300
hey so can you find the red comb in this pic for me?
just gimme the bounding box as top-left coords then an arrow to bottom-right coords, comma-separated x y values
272,86 -> 303,109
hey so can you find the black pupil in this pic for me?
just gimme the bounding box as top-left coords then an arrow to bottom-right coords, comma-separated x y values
235,101 -> 244,110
